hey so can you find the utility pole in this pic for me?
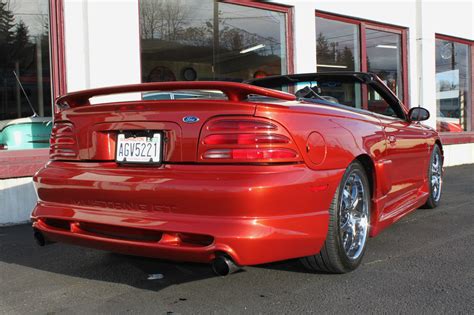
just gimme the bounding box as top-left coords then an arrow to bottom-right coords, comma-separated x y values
212,0 -> 219,79
36,35 -> 44,116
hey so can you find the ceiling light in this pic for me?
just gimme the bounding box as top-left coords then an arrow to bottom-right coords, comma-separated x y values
316,64 -> 348,69
240,44 -> 265,54
376,44 -> 398,49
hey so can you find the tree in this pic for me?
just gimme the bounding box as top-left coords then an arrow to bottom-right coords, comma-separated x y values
140,0 -> 164,39
316,33 -> 332,65
338,46 -> 355,71
162,0 -> 189,40
139,0 -> 190,40
11,20 -> 30,66
0,0 -> 15,69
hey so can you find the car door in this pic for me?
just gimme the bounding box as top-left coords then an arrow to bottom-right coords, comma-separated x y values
376,114 -> 430,200
366,86 -> 430,213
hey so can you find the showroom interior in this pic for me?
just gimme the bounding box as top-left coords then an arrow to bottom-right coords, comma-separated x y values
0,0 -> 473,225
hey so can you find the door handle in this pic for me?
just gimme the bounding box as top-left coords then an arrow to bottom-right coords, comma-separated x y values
388,135 -> 397,144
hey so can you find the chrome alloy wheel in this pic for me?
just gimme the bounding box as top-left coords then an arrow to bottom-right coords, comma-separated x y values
431,151 -> 442,202
339,172 -> 369,261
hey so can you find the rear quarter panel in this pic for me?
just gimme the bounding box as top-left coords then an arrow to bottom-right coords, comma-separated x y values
255,101 -> 388,235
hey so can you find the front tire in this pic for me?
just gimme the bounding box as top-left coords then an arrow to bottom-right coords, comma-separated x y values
423,145 -> 443,209
301,161 -> 371,273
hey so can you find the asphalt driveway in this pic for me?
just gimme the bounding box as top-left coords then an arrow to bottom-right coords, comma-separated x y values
1,164 -> 473,314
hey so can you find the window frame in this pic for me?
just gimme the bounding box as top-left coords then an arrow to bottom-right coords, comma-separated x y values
0,0 -> 66,179
435,33 -> 474,145
315,11 -> 410,109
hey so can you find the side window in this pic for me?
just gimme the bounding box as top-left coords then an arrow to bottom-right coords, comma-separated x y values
291,80 -> 362,108
318,81 -> 362,109
367,86 -> 398,118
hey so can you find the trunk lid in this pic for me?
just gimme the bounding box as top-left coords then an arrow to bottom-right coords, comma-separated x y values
56,100 -> 257,162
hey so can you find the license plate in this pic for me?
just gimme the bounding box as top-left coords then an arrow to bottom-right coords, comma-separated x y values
116,132 -> 162,164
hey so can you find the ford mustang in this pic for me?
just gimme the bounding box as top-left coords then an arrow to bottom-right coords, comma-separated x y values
31,72 -> 443,275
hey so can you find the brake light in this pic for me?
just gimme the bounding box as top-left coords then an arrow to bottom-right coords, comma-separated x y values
203,148 -> 298,160
208,120 -> 277,131
50,122 -> 78,160
203,134 -> 290,145
0,144 -> 7,150
199,117 -> 301,163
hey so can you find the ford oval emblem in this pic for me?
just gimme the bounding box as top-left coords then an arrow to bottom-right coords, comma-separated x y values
183,116 -> 200,123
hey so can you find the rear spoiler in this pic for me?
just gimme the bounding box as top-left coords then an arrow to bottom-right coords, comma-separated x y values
55,81 -> 296,110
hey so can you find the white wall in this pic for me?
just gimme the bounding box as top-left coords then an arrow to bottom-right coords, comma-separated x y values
443,143 -> 474,167
424,0 -> 474,40
0,177 -> 37,225
63,0 -> 142,102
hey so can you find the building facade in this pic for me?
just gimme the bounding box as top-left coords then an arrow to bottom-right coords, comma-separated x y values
0,0 -> 473,224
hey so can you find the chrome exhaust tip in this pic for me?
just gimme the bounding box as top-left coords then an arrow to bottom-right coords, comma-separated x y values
211,255 -> 241,276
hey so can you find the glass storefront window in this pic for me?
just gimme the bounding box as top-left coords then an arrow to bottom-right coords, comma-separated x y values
315,16 -> 361,108
315,13 -> 408,111
435,38 -> 471,133
0,0 -> 52,151
140,0 -> 288,84
315,17 -> 360,72
366,29 -> 403,100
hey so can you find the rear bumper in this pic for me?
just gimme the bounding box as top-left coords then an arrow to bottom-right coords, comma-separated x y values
32,161 -> 344,265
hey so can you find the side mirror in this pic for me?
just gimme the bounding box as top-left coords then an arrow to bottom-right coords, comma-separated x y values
408,107 -> 430,122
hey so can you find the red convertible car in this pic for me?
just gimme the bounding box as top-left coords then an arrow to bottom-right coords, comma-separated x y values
31,73 -> 443,275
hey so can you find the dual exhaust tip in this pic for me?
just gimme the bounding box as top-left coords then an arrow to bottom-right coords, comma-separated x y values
211,254 -> 241,276
33,229 -> 54,247
34,229 -> 241,276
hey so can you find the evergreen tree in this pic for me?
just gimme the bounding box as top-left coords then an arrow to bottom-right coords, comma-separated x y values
12,20 -> 31,67
316,33 -> 333,66
338,46 -> 355,71
0,0 -> 15,70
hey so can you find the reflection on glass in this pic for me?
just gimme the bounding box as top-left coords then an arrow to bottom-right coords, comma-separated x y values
217,3 -> 286,80
0,0 -> 52,151
315,17 -> 361,108
317,81 -> 361,108
367,86 -> 396,118
140,0 -> 287,83
435,39 -> 470,132
315,17 -> 360,72
366,29 -> 403,101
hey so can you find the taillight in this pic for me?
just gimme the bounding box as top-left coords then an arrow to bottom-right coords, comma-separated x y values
50,121 -> 78,160
208,120 -> 277,131
203,134 -> 290,145
0,143 -> 7,150
203,148 -> 298,160
199,117 -> 301,163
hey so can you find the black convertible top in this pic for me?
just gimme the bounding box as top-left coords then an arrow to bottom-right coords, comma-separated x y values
245,72 -> 406,119
246,72 -> 376,86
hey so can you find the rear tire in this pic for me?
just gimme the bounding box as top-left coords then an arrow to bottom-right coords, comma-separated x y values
301,161 -> 371,273
423,145 -> 443,209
